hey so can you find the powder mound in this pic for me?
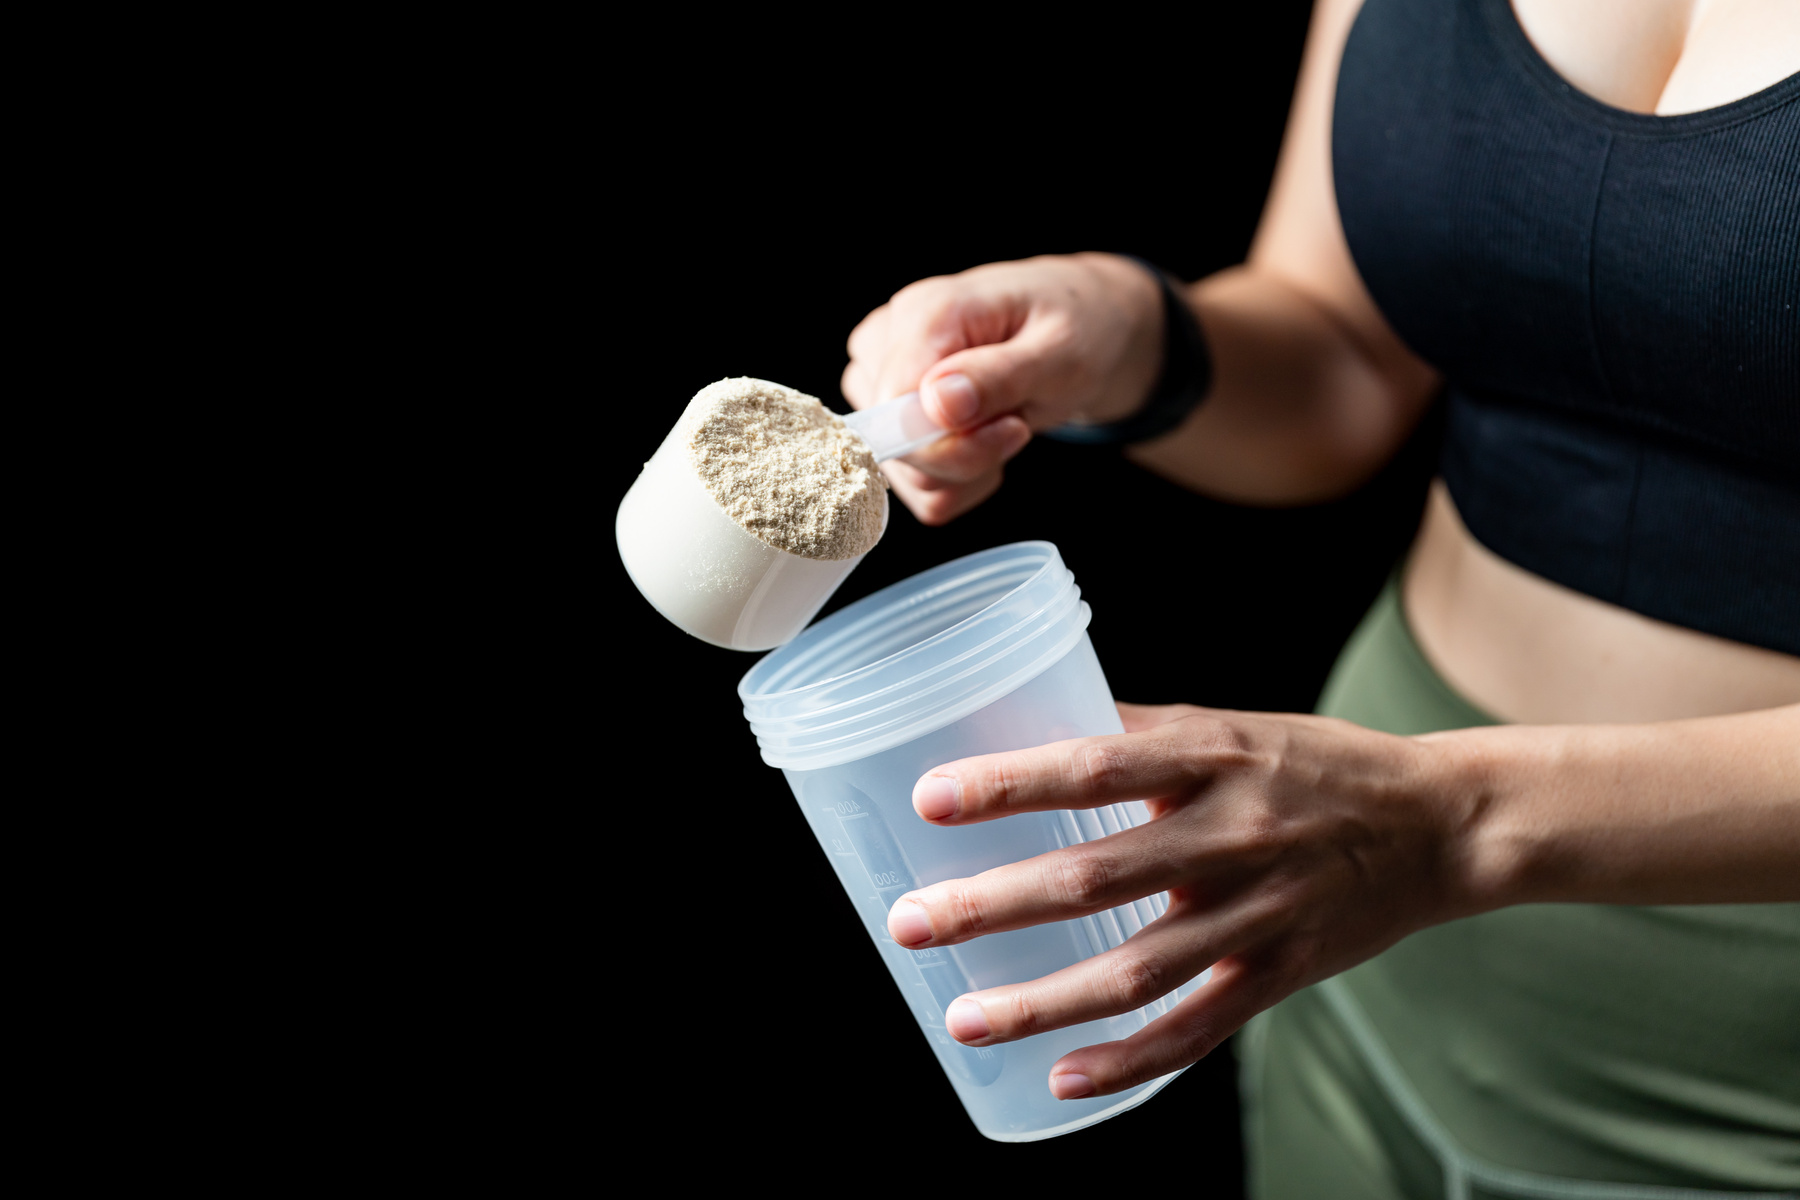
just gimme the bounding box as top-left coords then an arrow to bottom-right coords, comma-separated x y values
681,378 -> 887,561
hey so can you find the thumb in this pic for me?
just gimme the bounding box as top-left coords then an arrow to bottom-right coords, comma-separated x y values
918,318 -> 1072,432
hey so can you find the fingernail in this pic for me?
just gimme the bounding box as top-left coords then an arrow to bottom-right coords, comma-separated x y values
1050,1073 -> 1095,1100
945,998 -> 991,1043
927,373 -> 979,426
888,899 -> 933,947
913,774 -> 960,821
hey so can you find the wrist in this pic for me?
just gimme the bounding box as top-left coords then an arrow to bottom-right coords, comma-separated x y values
1419,725 -> 1558,916
1078,253 -> 1165,424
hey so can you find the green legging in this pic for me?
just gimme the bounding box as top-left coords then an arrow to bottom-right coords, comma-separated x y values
1240,579 -> 1800,1198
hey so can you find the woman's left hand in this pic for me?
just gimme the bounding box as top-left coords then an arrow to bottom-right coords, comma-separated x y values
884,701 -> 1480,1100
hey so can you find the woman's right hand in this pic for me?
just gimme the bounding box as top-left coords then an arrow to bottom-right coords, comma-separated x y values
842,253 -> 1167,525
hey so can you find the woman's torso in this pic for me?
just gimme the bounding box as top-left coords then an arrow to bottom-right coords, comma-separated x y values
1405,482 -> 1799,723
1298,1 -> 1800,1188
1336,0 -> 1800,722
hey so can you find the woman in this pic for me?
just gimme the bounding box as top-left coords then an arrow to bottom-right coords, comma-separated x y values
841,0 -> 1799,1193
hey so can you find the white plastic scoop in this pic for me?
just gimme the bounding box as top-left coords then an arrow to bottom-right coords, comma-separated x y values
840,391 -> 944,462
616,390 -> 948,651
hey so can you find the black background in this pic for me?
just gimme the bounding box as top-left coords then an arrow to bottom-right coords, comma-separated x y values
593,3 -> 1440,1183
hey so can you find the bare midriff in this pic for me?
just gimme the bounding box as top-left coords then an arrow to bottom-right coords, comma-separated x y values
1401,480 -> 1800,725
1393,7 -> 1800,725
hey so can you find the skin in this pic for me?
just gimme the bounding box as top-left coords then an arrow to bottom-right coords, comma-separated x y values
842,0 -> 1800,1102
889,703 -> 1800,1096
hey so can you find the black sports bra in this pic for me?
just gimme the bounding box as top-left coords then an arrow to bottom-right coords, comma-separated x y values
1333,0 -> 1799,655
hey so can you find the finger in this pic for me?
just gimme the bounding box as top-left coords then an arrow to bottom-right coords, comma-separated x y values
878,457 -> 952,494
936,902 -> 1251,1048
841,359 -> 876,410
911,720 -> 1234,824
844,303 -> 890,373
1047,954 -> 1290,1099
894,416 -> 1031,484
1117,702 -> 1207,734
887,824 -> 1188,949
927,882 -> 1302,1052
919,313 -> 1078,430
870,299 -> 989,420
843,310 -> 895,412
882,464 -> 1006,527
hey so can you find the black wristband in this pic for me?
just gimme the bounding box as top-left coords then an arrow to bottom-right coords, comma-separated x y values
1044,256 -> 1212,446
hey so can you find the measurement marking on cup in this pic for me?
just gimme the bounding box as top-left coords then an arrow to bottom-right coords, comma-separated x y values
821,814 -> 861,857
814,780 -> 1005,1083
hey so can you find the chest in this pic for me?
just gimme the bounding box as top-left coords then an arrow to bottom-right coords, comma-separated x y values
1332,0 -> 1799,466
1508,0 -> 1800,117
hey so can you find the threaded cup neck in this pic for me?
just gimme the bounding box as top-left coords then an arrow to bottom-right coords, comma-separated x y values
738,542 -> 1090,771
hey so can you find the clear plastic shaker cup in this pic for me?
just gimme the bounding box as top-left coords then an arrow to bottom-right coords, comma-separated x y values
739,542 -> 1208,1141
616,391 -> 940,651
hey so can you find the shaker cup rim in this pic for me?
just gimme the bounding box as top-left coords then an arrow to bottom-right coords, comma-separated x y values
743,576 -> 1083,732
747,589 -> 1086,758
738,542 -> 1093,771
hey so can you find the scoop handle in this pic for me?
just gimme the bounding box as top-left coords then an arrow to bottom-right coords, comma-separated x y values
843,392 -> 947,462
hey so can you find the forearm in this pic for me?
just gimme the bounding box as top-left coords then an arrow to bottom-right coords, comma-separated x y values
1436,704 -> 1800,909
1124,265 -> 1438,504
